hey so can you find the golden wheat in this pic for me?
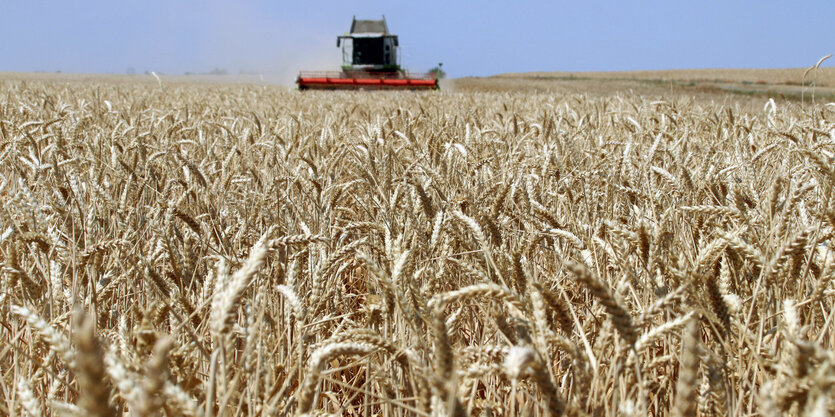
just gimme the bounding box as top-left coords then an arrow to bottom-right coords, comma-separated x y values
1,76 -> 834,416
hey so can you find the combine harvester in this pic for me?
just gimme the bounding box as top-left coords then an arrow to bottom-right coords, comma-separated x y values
297,16 -> 439,91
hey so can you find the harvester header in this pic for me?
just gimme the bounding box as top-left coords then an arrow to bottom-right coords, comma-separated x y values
297,16 -> 439,90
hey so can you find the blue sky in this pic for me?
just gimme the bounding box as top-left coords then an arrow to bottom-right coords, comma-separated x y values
1,1 -> 832,80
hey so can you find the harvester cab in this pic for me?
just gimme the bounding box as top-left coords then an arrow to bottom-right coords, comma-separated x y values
338,17 -> 399,72
297,16 -> 438,90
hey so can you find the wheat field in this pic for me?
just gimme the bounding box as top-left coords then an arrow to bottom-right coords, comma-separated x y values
1,77 -> 835,416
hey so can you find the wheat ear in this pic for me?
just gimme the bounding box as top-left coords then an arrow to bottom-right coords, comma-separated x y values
672,316 -> 700,417
503,346 -> 566,417
11,305 -> 76,368
75,312 -> 116,417
296,342 -> 377,414
567,261 -> 637,346
209,227 -> 273,339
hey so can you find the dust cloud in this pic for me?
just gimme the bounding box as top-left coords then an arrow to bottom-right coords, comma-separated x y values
153,3 -> 342,86
438,78 -> 456,92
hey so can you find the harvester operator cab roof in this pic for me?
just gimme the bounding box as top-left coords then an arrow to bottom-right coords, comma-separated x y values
337,16 -> 400,72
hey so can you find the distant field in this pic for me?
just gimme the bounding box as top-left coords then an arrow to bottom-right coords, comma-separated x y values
6,68 -> 834,104
455,67 -> 835,103
502,68 -> 835,86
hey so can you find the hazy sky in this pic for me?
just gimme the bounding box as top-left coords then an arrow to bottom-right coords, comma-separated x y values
1,0 -> 832,80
